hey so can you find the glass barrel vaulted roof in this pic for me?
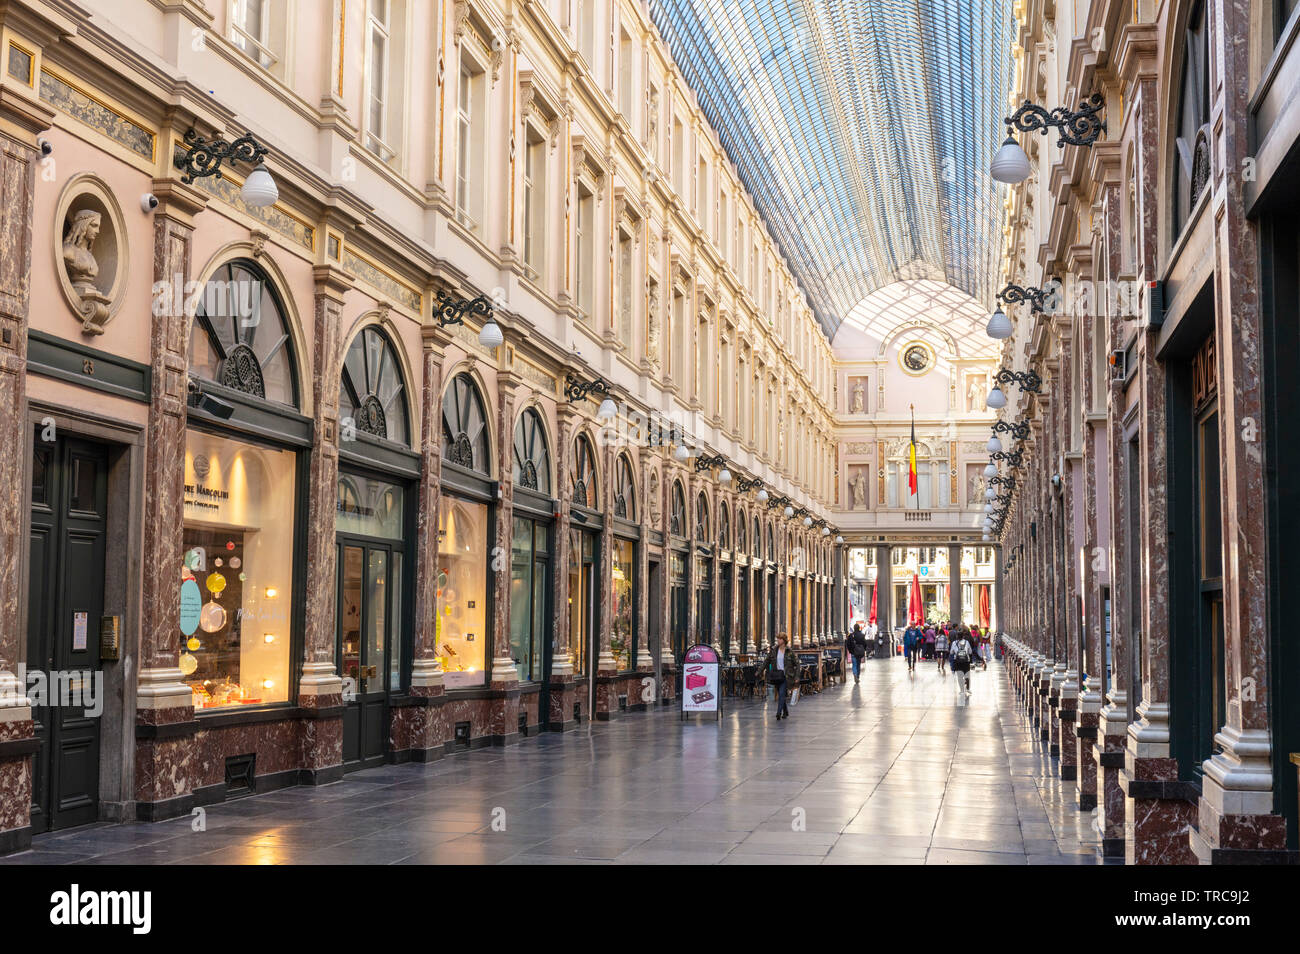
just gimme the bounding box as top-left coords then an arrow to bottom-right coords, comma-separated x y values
649,0 -> 1017,340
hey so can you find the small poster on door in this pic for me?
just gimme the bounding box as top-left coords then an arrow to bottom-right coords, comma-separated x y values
72,611 -> 88,651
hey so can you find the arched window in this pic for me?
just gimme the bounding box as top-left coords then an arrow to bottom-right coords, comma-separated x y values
441,373 -> 490,474
735,510 -> 746,552
766,525 -> 774,560
341,325 -> 409,445
718,501 -> 730,548
570,434 -> 598,509
512,408 -> 551,495
613,454 -> 636,520
695,492 -> 710,543
753,516 -> 762,557
670,481 -> 686,536
189,258 -> 298,407
1173,0 -> 1210,237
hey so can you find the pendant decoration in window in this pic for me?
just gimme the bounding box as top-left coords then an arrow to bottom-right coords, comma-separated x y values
613,454 -> 636,521
357,394 -> 388,437
220,343 -> 267,397
450,432 -> 476,468
570,435 -> 598,509
898,341 -> 935,376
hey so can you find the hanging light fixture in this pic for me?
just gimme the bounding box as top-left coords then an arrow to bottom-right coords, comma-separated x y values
985,488 -> 997,500
983,463 -> 998,478
984,503 -> 994,514
835,535 -> 844,544
987,436 -> 1003,453
757,488 -> 769,502
784,504 -> 794,518
990,135 -> 1032,184
804,515 -> 813,527
983,533 -> 992,541
986,386 -> 1008,410
240,163 -> 279,207
596,396 -> 618,421
718,466 -> 732,484
674,443 -> 691,461
821,526 -> 830,536
478,318 -> 504,349
986,305 -> 1013,340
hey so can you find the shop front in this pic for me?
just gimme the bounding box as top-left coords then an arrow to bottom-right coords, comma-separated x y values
334,323 -> 417,771
568,433 -> 601,718
510,408 -> 554,724
607,453 -> 640,711
437,371 -> 496,742
694,492 -> 713,645
669,480 -> 689,665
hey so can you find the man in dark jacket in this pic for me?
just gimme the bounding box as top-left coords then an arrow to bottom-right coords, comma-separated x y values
903,623 -> 923,672
847,624 -> 868,684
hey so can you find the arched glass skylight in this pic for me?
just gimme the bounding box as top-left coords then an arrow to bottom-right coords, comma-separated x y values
649,0 -> 1017,339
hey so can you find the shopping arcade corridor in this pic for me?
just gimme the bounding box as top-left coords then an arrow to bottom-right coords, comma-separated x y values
6,657 -> 1105,865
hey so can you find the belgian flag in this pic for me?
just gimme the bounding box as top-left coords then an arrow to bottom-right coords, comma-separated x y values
908,405 -> 918,498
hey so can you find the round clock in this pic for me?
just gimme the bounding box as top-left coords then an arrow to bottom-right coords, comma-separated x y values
899,342 -> 935,376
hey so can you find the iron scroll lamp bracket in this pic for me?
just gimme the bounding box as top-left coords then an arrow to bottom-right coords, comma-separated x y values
563,374 -> 612,404
1005,92 -> 1107,149
435,292 -> 495,329
174,129 -> 270,183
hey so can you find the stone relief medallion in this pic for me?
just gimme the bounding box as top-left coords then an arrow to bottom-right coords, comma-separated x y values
898,340 -> 936,376
55,174 -> 128,336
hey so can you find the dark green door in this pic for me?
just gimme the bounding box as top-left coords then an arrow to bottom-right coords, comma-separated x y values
337,543 -> 394,771
27,433 -> 107,833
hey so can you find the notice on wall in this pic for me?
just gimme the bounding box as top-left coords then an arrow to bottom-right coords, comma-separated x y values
72,611 -> 88,652
681,643 -> 721,719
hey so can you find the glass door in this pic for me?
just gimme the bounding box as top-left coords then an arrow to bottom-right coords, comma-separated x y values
337,542 -> 392,771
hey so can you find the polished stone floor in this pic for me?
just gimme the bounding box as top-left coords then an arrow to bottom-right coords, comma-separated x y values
6,655 -> 1108,865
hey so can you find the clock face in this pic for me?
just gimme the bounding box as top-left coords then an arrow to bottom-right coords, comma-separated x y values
899,342 -> 934,375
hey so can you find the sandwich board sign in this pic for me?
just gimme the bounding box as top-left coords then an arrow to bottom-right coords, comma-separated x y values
681,643 -> 722,721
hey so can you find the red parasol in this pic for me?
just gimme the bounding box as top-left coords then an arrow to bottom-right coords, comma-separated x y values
908,573 -> 923,626
869,581 -> 878,625
979,585 -> 991,630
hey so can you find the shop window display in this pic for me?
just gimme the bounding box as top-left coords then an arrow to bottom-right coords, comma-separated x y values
437,497 -> 489,687
611,538 -> 635,671
180,430 -> 295,709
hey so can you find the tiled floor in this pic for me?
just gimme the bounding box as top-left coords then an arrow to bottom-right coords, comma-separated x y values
6,656 -> 1109,865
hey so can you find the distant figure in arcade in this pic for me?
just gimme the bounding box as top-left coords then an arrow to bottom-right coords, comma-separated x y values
764,633 -> 800,721
935,626 -> 949,672
847,623 -> 869,684
903,622 -> 924,673
950,626 -> 976,695
970,625 -> 988,669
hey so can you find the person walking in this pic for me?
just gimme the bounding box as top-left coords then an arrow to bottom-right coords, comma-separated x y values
847,623 -> 868,684
950,626 -> 975,695
903,622 -> 922,673
764,633 -> 800,720
935,626 -> 949,672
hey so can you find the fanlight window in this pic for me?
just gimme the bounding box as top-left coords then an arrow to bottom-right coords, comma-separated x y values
766,526 -> 774,560
670,481 -> 687,537
441,373 -> 490,474
695,492 -> 710,543
189,259 -> 298,407
1174,0 -> 1210,237
718,503 -> 730,549
570,434 -> 598,509
512,408 -> 552,495
754,517 -> 762,557
341,326 -> 409,445
736,512 -> 747,552
613,454 -> 636,520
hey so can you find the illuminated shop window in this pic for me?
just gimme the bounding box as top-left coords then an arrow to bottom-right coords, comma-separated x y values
180,431 -> 295,710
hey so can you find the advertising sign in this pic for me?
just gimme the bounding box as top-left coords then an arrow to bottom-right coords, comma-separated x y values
681,643 -> 721,721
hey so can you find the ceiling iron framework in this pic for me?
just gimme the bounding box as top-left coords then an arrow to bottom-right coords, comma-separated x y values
649,0 -> 1017,340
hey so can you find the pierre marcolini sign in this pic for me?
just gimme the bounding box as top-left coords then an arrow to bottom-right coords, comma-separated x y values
49,885 -> 151,935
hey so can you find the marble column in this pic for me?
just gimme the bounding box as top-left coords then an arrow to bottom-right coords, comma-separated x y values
1056,330 -> 1080,784
404,323 -> 452,756
593,436 -> 618,720
948,545 -> 961,626
635,455 -> 654,673
548,405 -> 579,726
0,90 -> 52,852
133,175 -> 208,819
488,370 -> 521,742
658,458 -> 675,700
876,545 -> 892,645
1189,0 -> 1290,862
296,265 -> 352,781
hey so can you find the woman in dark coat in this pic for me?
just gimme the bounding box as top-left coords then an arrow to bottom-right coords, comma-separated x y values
763,633 -> 801,720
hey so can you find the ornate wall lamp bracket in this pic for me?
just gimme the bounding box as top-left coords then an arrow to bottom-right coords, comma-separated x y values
563,374 -> 612,403
435,292 -> 495,328
1006,92 -> 1106,148
174,129 -> 270,184
994,368 -> 1043,394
